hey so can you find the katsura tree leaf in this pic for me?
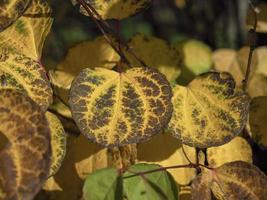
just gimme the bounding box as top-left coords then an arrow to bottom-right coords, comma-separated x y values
0,0 -> 53,60
48,98 -> 72,119
0,0 -> 31,31
123,163 -> 178,200
192,161 -> 267,200
42,134 -> 109,200
0,51 -> 53,110
83,168 -> 123,200
78,0 -> 151,20
213,49 -> 244,87
49,36 -> 120,90
46,112 -> 67,177
137,132 -> 197,185
126,34 -> 182,83
174,40 -> 212,76
207,136 -> 252,167
168,72 -> 250,148
69,67 -> 173,147
249,96 -> 267,148
0,89 -> 51,200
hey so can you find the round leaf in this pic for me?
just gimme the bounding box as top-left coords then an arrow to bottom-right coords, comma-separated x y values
0,0 -> 31,31
0,0 -> 53,60
192,161 -> 267,200
79,0 -> 151,20
168,72 -> 250,148
0,89 -> 51,200
126,34 -> 182,82
46,112 -> 67,177
123,163 -> 178,200
207,136 -> 252,167
0,51 -> 53,110
83,168 -> 122,200
49,36 -> 120,90
175,40 -> 212,76
69,67 -> 173,147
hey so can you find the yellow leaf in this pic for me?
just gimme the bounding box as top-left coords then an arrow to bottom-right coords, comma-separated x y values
192,161 -> 267,200
249,96 -> 267,148
49,36 -> 120,90
0,0 -> 31,31
49,98 -> 72,119
0,51 -> 53,110
69,67 -> 173,147
0,0 -> 53,60
79,0 -> 151,20
46,112 -> 67,177
0,89 -> 51,200
207,136 -> 252,167
213,49 -> 244,87
42,134 -> 109,200
126,33 -> 182,82
137,132 -> 197,185
168,72 -> 250,148
175,39 -> 212,76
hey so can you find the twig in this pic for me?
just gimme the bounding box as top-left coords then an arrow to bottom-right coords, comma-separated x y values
243,0 -> 258,91
124,163 -> 213,179
182,145 -> 192,164
76,0 -> 148,68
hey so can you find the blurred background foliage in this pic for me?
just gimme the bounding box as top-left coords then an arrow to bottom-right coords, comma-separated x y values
43,0 -> 267,69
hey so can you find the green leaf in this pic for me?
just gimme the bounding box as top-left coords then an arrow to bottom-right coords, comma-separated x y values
83,168 -> 123,200
123,163 -> 178,200
0,0 -> 31,31
168,72 -> 250,148
69,67 -> 173,147
0,89 -> 51,200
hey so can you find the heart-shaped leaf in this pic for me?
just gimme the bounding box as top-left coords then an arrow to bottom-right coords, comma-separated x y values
83,168 -> 122,200
77,0 -> 151,20
192,161 -> 267,200
0,89 -> 51,200
69,67 -> 173,147
168,72 -> 249,148
123,163 -> 178,200
0,51 -> 53,110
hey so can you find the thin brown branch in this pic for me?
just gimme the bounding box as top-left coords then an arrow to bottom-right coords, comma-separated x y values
124,163 -> 213,179
77,0 -> 148,68
243,0 -> 258,91
181,145 -> 192,164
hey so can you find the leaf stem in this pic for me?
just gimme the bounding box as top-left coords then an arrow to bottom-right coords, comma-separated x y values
242,0 -> 258,91
124,163 -> 213,179
76,0 -> 148,68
